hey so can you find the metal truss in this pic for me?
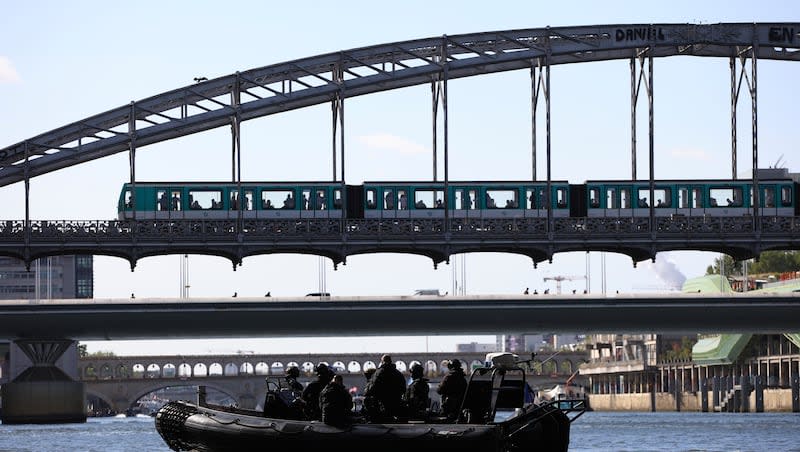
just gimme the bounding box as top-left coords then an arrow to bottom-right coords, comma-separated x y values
1,23 -> 798,187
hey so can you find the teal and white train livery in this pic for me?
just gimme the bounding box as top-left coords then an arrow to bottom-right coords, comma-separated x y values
118,170 -> 799,221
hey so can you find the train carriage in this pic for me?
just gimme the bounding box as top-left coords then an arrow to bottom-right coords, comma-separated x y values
117,170 -> 798,223
117,182 -> 345,221
361,181 -> 572,220
584,177 -> 797,218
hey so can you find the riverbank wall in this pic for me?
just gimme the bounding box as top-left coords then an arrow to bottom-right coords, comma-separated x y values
589,388 -> 796,412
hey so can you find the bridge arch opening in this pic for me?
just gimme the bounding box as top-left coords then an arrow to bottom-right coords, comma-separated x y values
208,363 -> 223,376
224,363 -> 238,376
240,362 -> 254,375
163,363 -> 176,378
193,363 -> 208,376
178,363 -> 192,377
255,362 -> 269,375
146,363 -> 161,378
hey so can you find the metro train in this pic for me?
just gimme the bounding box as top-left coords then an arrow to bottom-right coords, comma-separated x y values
117,171 -> 799,221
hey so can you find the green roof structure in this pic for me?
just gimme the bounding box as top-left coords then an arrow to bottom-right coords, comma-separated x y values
684,274 -> 800,365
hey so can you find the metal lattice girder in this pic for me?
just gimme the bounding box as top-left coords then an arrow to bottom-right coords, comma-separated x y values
1,23 -> 798,186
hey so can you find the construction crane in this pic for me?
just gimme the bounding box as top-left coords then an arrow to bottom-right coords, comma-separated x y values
543,275 -> 586,294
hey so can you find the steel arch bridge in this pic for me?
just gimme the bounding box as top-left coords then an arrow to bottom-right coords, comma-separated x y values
1,23 -> 799,268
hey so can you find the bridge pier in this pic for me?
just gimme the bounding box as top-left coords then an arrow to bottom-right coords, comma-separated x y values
0,339 -> 85,424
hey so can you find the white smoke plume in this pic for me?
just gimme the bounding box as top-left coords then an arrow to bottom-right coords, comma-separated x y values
647,253 -> 687,290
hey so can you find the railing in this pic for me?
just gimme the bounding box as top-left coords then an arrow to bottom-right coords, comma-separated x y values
2,216 -> 798,240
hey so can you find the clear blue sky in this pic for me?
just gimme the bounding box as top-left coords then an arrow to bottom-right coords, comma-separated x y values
1,2 -> 797,355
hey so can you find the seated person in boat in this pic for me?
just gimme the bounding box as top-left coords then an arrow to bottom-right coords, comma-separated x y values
404,363 -> 430,421
437,359 -> 468,421
366,354 -> 407,422
360,368 -> 382,422
319,374 -> 353,427
284,366 -> 304,397
301,363 -> 334,421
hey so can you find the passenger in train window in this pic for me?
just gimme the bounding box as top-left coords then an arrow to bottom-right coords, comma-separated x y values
171,193 -> 181,211
384,191 -> 395,210
316,192 -> 326,210
638,198 -> 648,208
656,199 -> 665,207
416,200 -> 427,209
529,192 -> 536,209
436,198 -> 443,209
265,199 -> 274,209
464,191 -> 472,209
283,194 -> 294,209
230,193 -> 239,210
399,194 -> 408,210
710,198 -> 718,207
726,198 -> 733,206
191,200 -> 201,210
366,199 -> 377,209
302,194 -> 309,210
158,192 -> 169,211
486,193 -> 496,208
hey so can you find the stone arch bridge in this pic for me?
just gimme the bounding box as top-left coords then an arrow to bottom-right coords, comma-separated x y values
80,351 -> 587,412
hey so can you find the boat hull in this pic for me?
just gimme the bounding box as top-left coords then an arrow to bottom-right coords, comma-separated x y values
156,400 -> 571,452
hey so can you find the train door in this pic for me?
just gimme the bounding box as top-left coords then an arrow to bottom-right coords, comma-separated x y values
524,187 -> 543,218
155,188 -> 170,220
452,187 -> 478,219
396,188 -> 410,219
602,185 -> 619,218
677,186 -> 698,216
170,189 -> 183,220
552,186 -> 569,217
760,185 -> 778,217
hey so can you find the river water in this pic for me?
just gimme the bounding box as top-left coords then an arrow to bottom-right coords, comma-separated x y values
0,412 -> 797,451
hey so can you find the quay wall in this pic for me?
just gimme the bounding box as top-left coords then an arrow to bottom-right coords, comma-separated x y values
589,389 -> 795,412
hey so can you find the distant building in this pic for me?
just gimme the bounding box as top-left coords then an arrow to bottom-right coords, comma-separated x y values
0,255 -> 93,300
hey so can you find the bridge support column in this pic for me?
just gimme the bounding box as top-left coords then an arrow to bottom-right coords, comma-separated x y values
0,339 -> 85,424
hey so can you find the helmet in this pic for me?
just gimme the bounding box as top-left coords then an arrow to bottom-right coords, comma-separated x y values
286,366 -> 300,378
410,363 -> 424,378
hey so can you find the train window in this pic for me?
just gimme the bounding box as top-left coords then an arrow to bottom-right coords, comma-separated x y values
709,187 -> 742,207
414,189 -> 443,209
157,190 -> 169,211
692,189 -> 702,208
606,188 -> 617,209
124,190 -> 133,208
620,188 -> 631,209
555,188 -> 567,208
678,188 -> 691,208
332,189 -> 342,209
188,190 -> 222,210
454,189 -> 475,210
526,189 -> 536,209
314,189 -> 327,210
384,189 -> 395,210
636,188 -> 671,207
261,189 -> 294,210
366,189 -> 377,209
242,190 -> 255,210
486,189 -> 518,209
398,190 -> 408,210
763,187 -> 776,208
589,188 -> 600,208
781,186 -> 792,206
301,189 -> 312,210
170,190 -> 182,211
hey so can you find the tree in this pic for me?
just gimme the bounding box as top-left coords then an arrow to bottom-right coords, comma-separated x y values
749,251 -> 800,274
706,251 -> 800,276
705,254 -> 742,276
